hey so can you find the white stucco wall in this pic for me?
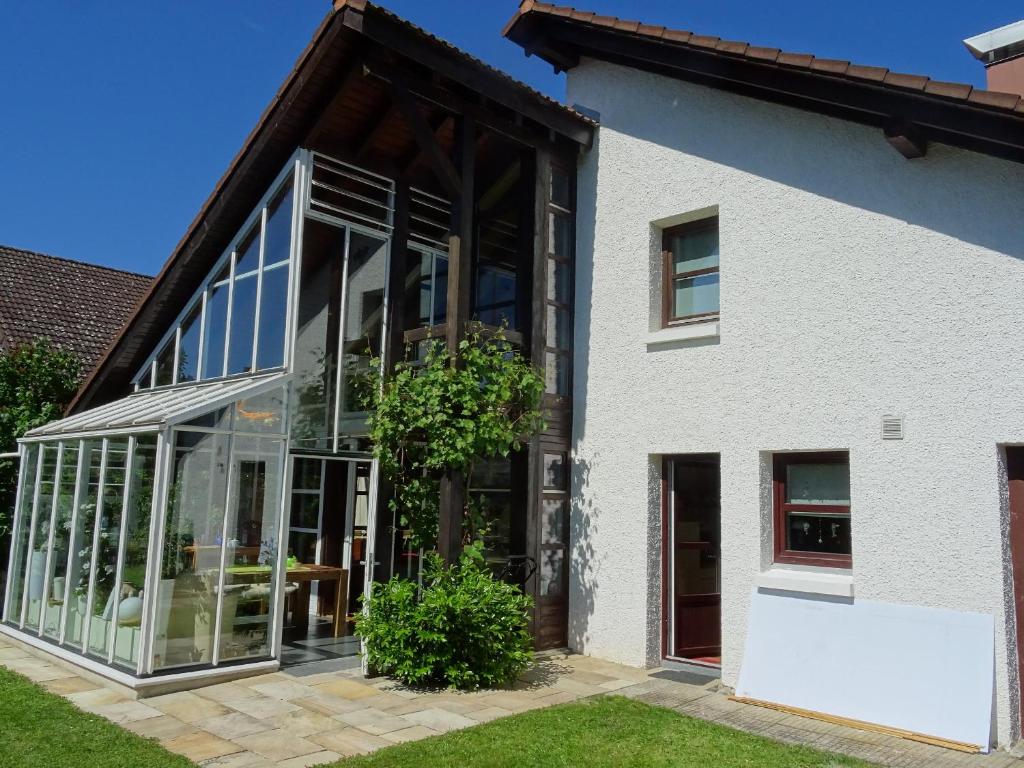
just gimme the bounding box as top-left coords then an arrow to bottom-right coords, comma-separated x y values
566,58 -> 1024,746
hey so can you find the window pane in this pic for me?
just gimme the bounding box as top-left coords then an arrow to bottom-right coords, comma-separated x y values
292,458 -> 322,492
786,462 -> 850,505
469,459 -> 511,490
291,219 -> 344,452
87,439 -> 129,659
549,212 -> 572,259
201,283 -> 229,379
543,453 -> 567,490
113,436 -> 157,669
154,338 -> 176,387
547,259 -> 571,305
542,499 -> 566,545
786,512 -> 851,555
545,352 -> 569,396
220,436 -> 284,662
177,303 -> 202,384
41,443 -> 79,639
290,494 -> 320,529
62,441 -> 102,650
672,273 -> 719,318
235,226 -> 261,277
539,549 -> 564,597
288,531 -> 318,564
476,264 -> 516,328
256,263 -> 289,370
24,445 -> 59,631
263,184 -> 293,267
338,232 -> 387,436
670,224 -> 719,273
6,444 -> 39,626
550,166 -> 570,209
228,276 -> 258,375
233,387 -> 286,435
433,255 -> 448,325
546,305 -> 571,350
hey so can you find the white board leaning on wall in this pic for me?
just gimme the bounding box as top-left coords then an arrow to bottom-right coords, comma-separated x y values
736,589 -> 994,751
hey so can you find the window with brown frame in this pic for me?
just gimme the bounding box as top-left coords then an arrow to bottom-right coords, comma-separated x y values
662,217 -> 720,325
772,452 -> 851,568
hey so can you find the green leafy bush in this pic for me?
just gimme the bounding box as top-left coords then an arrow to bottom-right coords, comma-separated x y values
357,547 -> 534,689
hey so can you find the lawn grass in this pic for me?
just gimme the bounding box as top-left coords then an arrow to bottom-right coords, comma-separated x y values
0,666 -> 192,768
332,696 -> 875,768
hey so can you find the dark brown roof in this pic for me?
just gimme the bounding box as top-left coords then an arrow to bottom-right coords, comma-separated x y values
0,245 -> 151,373
70,0 -> 593,413
504,1 -> 1024,163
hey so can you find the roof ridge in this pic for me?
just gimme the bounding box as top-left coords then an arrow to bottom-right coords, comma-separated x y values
0,244 -> 153,281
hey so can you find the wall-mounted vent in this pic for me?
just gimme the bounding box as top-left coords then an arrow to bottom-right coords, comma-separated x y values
881,415 -> 904,440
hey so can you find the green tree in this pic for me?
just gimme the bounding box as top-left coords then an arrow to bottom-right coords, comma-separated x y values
364,328 -> 546,551
0,339 -> 82,537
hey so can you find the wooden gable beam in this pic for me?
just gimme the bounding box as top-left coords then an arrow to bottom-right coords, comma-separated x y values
389,73 -> 462,198
305,54 -> 369,147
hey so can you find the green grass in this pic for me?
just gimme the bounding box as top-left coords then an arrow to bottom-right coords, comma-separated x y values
332,696 -> 874,768
0,667 -> 192,768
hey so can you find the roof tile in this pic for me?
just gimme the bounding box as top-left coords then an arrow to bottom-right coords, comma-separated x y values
636,24 -> 666,38
662,29 -> 692,44
883,71 -> 930,91
776,52 -> 814,68
924,80 -> 974,100
845,64 -> 889,82
688,34 -> 721,50
716,40 -> 749,56
746,46 -> 780,62
809,58 -> 850,75
967,89 -> 1022,109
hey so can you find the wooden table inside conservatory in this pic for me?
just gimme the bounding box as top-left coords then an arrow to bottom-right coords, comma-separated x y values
286,564 -> 348,638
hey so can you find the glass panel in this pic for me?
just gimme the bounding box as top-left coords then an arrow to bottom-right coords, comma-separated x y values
672,273 -> 719,318
233,387 -> 286,435
62,440 -> 102,650
152,430 -> 229,670
113,436 -> 157,669
263,184 -> 293,267
154,339 -> 176,387
41,443 -> 79,638
545,352 -> 569,396
292,458 -> 322,492
476,263 -> 517,328
672,457 -> 721,597
184,407 -> 231,431
6,444 -> 39,625
234,226 -> 261,277
290,495 -> 320,529
786,462 -> 851,505
291,219 -> 344,451
177,303 -> 202,384
538,549 -> 564,597
288,530 -> 319,565
551,166 -> 571,209
546,305 -> 571,350
201,280 -> 229,379
547,259 -> 571,305
468,460 -> 512,567
549,212 -> 572,259
786,512 -> 851,555
256,263 -> 289,370
227,275 -> 258,375
338,232 -> 387,436
469,459 -> 511,489
137,366 -> 153,390
24,445 -> 59,631
87,439 -> 129,658
219,436 -> 284,662
542,499 -> 566,546
670,223 -> 719,274
432,255 -> 448,325
543,453 -> 566,490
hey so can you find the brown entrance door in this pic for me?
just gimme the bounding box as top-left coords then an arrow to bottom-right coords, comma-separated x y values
666,455 -> 721,662
1006,447 -> 1024,730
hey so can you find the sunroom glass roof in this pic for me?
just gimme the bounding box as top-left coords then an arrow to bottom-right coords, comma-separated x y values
24,372 -> 290,441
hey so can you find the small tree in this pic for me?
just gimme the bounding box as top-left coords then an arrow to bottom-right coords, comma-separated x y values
365,328 -> 546,551
0,339 -> 82,538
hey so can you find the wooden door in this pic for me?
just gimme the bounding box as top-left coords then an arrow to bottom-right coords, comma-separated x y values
1006,447 -> 1024,731
667,456 -> 721,661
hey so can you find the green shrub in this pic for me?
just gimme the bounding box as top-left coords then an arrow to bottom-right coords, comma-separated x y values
357,548 -> 534,689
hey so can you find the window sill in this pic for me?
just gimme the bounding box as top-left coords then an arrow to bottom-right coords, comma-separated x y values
646,319 -> 719,348
755,566 -> 854,598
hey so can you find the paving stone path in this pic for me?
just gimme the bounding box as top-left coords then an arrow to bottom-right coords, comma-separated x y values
1,633 -> 1020,767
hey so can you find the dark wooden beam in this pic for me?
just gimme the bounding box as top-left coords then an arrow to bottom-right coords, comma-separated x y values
438,114 -> 476,565
884,120 -> 928,159
400,114 -> 453,175
388,72 -> 462,198
304,53 -> 370,148
353,102 -> 400,160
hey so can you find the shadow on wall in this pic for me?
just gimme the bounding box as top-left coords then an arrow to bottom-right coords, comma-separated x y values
568,451 -> 597,653
589,65 -> 1024,260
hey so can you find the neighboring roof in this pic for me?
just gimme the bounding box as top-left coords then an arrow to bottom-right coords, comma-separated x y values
964,19 -> 1024,64
0,245 -> 151,372
70,0 -> 593,414
504,1 -> 1024,163
26,372 -> 287,441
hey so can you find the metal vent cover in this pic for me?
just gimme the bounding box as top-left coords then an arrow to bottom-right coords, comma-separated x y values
881,414 -> 904,440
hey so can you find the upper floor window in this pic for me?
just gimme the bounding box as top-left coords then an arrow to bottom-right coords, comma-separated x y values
662,217 -> 719,325
772,452 -> 851,568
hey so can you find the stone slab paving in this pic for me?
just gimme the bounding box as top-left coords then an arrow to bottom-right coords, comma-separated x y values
2,632 -> 1022,767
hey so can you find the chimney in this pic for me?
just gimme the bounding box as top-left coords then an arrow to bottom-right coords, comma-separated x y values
964,20 -> 1024,98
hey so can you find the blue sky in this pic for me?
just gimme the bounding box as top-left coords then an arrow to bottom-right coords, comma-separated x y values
0,0 -> 1018,276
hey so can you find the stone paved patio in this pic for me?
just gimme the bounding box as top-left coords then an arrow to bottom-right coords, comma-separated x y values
1,632 -> 1021,767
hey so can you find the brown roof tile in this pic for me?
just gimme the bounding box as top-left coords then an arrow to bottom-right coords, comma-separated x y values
967,89 -> 1021,109
776,52 -> 814,68
716,40 -> 749,56
809,58 -> 850,75
925,80 -> 974,100
0,245 -> 151,372
883,71 -> 930,90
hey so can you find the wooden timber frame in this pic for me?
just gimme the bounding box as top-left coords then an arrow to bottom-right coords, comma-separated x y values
71,1 -> 592,650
